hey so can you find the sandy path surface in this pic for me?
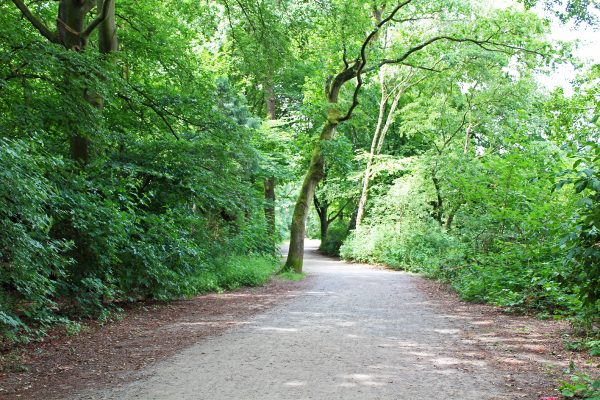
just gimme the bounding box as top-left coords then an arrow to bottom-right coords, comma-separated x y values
75,240 -> 540,400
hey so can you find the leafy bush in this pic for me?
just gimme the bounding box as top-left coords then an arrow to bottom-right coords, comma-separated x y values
341,141 -> 587,318
319,223 -> 350,256
559,363 -> 600,399
0,138 -> 71,342
341,217 -> 458,276
557,142 -> 600,327
188,256 -> 278,293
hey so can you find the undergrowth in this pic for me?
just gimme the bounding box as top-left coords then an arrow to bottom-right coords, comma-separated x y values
277,271 -> 306,281
189,256 -> 278,293
559,362 -> 600,399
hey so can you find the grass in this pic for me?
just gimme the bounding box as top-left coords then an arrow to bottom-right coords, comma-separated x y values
277,271 -> 307,281
188,255 -> 279,293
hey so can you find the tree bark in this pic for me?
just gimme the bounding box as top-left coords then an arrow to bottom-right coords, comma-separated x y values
314,195 -> 329,241
264,177 -> 276,239
356,71 -> 405,228
356,70 -> 387,228
285,121 -> 336,272
264,83 -> 277,243
97,0 -> 118,54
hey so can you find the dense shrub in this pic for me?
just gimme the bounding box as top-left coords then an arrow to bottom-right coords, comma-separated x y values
0,26 -> 279,343
0,139 -> 71,341
341,142 -> 589,320
319,222 -> 350,256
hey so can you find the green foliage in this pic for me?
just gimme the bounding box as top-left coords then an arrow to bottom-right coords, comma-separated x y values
188,256 -> 278,293
341,216 -> 460,275
564,338 -> 600,356
0,138 -> 71,341
0,0 -> 281,343
340,60 -> 599,328
559,363 -> 600,399
2,0 -> 598,350
277,271 -> 306,281
551,66 -> 600,326
320,222 -> 350,257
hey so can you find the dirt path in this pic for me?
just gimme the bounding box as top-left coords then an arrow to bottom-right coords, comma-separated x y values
70,241 -> 577,400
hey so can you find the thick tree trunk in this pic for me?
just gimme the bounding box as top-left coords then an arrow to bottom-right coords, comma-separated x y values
58,0 -> 90,163
285,122 -> 336,272
97,0 -> 118,54
57,0 -> 117,164
319,216 -> 329,242
58,0 -> 87,50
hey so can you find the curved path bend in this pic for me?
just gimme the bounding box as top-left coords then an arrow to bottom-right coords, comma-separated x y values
78,240 -> 539,400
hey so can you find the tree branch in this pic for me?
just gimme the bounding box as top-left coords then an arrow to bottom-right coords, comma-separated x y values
119,92 -> 180,141
313,195 -> 324,216
327,198 -> 352,224
81,0 -> 114,39
379,35 -> 547,69
338,0 -> 414,122
11,0 -> 59,43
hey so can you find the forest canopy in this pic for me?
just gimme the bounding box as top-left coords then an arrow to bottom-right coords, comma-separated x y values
0,0 -> 598,343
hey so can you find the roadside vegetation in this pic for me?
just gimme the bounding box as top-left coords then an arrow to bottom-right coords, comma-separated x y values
1,1 -> 598,379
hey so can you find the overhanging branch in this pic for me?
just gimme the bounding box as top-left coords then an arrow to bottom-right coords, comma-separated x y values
338,0 -> 414,122
379,35 -> 547,69
11,0 -> 59,43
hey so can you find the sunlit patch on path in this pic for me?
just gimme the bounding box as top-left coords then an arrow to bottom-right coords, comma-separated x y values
75,240 -> 562,400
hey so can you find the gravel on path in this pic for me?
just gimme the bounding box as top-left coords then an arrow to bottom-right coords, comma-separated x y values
75,241 -> 556,400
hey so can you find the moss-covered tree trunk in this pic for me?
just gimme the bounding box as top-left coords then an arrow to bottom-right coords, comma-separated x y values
285,122 -> 337,272
284,2 -> 409,272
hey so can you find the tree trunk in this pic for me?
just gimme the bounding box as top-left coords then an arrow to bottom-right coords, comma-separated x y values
264,177 -> 276,239
375,89 -> 402,154
356,71 -> 387,228
463,123 -> 472,155
56,0 -> 117,164
265,84 -> 277,120
264,83 -> 277,243
97,0 -> 118,54
57,0 -> 87,50
58,0 -> 91,163
285,122 -> 336,272
356,73 -> 405,228
431,172 -> 444,226
314,194 -> 329,241
445,203 -> 461,230
284,1 -> 406,271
